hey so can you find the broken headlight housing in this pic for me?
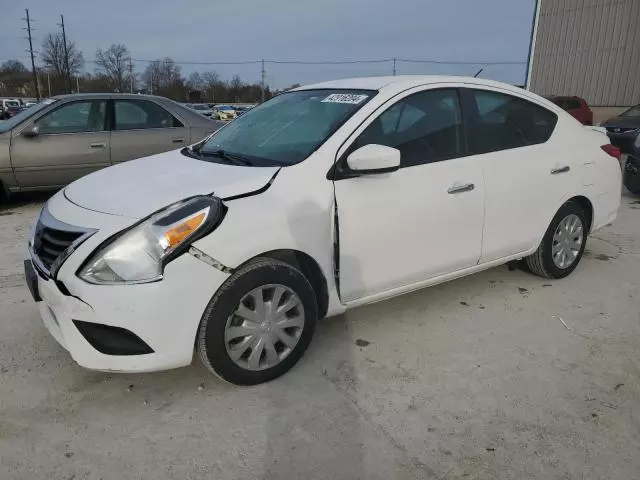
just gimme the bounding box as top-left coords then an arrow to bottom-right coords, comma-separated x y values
78,196 -> 224,284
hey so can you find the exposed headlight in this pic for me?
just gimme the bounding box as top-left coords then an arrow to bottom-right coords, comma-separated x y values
78,196 -> 224,285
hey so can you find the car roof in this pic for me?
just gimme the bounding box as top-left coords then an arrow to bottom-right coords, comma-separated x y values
54,92 -> 172,100
294,75 -> 532,98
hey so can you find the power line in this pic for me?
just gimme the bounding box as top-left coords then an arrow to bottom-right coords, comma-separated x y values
4,55 -> 527,68
396,58 -> 526,65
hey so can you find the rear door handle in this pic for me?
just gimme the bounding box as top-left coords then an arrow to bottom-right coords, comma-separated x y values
551,166 -> 570,174
89,142 -> 106,149
447,183 -> 475,194
172,138 -> 185,144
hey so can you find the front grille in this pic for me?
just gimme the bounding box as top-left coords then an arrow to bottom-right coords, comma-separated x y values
31,206 -> 95,276
34,225 -> 83,270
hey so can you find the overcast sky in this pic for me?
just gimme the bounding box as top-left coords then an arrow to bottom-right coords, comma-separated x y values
1,0 -> 536,89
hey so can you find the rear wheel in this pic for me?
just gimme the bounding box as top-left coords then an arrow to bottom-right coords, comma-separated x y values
623,156 -> 640,195
525,201 -> 588,279
197,257 -> 317,385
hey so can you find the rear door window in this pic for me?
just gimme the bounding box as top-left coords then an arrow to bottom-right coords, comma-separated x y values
468,90 -> 557,154
114,100 -> 183,130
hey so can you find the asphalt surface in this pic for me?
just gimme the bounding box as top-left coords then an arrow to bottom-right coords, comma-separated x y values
1,191 -> 639,480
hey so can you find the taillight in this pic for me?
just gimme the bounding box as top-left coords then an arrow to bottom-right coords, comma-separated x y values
601,144 -> 621,160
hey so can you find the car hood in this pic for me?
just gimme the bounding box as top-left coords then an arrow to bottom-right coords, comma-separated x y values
64,149 -> 279,218
602,116 -> 640,129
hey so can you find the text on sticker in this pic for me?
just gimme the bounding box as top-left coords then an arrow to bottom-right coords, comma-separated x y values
321,94 -> 369,105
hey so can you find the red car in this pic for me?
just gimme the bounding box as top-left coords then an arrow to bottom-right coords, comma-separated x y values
546,96 -> 594,126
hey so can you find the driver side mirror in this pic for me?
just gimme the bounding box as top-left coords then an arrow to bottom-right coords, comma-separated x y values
346,144 -> 401,174
21,124 -> 39,138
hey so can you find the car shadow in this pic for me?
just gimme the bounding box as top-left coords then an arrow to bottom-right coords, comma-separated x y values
0,191 -> 54,212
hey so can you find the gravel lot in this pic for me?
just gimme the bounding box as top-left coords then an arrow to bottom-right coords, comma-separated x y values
1,192 -> 639,480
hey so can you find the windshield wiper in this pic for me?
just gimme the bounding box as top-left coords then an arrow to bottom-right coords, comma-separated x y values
202,149 -> 254,166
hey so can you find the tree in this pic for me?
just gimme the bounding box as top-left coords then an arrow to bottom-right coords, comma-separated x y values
186,72 -> 203,91
142,57 -> 184,99
95,44 -> 132,93
0,60 -> 32,96
40,33 -> 84,78
200,71 -> 220,102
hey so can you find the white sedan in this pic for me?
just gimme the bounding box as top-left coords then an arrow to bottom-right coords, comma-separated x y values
25,76 -> 622,385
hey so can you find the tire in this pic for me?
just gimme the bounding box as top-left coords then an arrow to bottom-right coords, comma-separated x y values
197,257 -> 318,385
525,201 -> 588,279
623,156 -> 640,195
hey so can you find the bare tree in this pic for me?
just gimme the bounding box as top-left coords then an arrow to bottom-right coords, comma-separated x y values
142,57 -> 184,99
95,44 -> 131,92
40,33 -> 84,78
186,72 -> 203,91
200,71 -> 220,102
229,75 -> 244,102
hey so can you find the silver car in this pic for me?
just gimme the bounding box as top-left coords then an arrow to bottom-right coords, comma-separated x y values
0,93 -> 223,194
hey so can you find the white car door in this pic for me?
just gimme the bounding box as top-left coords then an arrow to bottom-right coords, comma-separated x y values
461,88 -> 578,262
333,88 -> 485,302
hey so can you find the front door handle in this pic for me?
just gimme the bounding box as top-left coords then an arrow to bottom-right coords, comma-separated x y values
89,142 -> 106,149
551,166 -> 570,174
172,138 -> 185,144
447,183 -> 475,194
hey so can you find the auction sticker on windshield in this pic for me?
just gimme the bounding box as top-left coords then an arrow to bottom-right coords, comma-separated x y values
321,93 -> 369,104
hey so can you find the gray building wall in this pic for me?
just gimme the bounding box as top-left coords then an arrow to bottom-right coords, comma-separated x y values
529,0 -> 640,107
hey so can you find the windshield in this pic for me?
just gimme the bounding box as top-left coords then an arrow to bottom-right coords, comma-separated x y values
218,106 -> 234,111
620,105 -> 640,118
5,101 -> 20,108
193,104 -> 209,110
198,89 -> 375,166
0,99 -> 56,134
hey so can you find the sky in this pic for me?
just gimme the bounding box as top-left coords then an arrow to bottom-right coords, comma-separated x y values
0,0 -> 537,89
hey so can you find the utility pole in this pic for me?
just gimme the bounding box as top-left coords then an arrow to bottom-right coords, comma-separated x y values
58,14 -> 72,93
76,76 -> 80,93
260,58 -> 265,103
392,57 -> 396,76
129,57 -> 134,93
47,72 -> 51,96
23,9 -> 40,100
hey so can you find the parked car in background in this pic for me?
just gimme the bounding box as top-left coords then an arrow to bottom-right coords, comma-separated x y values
601,104 -> 640,154
0,93 -> 223,194
622,130 -> 640,195
24,76 -> 621,385
212,105 -> 237,121
0,99 -> 22,120
189,103 -> 214,117
546,96 -> 593,125
234,106 -> 252,116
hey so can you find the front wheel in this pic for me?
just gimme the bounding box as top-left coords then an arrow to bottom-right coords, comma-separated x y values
525,201 -> 588,279
197,257 -> 318,385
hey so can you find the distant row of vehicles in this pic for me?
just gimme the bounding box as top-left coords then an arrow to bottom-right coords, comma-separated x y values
0,98 -> 41,120
183,103 -> 254,121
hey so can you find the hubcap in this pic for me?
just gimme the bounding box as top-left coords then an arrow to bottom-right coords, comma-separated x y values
224,284 -> 305,371
552,214 -> 583,269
